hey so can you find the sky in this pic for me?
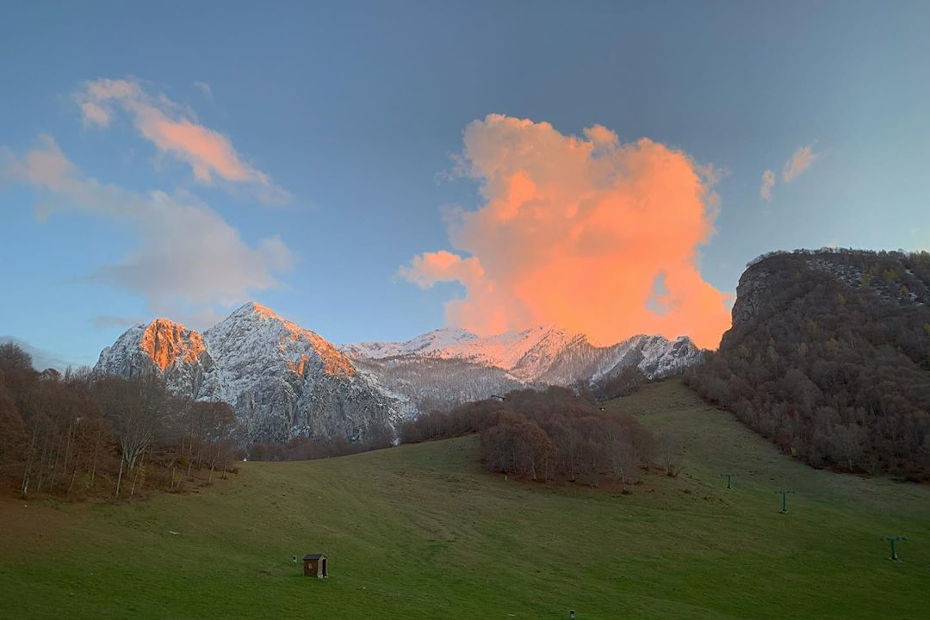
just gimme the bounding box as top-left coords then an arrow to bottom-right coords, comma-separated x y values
2,1 -> 929,365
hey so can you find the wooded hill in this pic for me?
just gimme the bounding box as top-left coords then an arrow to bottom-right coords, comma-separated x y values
686,249 -> 930,479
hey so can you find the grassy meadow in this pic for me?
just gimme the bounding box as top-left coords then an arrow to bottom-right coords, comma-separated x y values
2,378 -> 929,618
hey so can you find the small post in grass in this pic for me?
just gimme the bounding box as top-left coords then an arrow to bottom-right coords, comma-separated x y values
721,473 -> 734,489
883,536 -> 906,561
775,489 -> 791,514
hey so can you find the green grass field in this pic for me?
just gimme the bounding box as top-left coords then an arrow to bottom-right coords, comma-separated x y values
2,378 -> 929,618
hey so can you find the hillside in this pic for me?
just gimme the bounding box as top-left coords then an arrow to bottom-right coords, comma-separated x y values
2,379 -> 929,618
686,249 -> 930,478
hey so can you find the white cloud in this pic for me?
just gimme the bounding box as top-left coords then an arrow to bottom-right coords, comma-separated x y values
2,135 -> 294,325
193,81 -> 213,100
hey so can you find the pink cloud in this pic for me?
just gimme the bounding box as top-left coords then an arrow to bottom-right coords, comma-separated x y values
400,114 -> 732,349
74,78 -> 288,203
760,169 -> 775,200
399,250 -> 485,289
782,145 -> 817,182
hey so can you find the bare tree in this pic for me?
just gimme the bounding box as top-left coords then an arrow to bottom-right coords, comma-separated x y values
659,435 -> 683,477
95,376 -> 167,498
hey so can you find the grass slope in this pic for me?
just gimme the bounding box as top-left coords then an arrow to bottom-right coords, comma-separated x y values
2,378 -> 929,618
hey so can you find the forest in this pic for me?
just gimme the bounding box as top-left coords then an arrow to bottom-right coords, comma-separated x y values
399,385 -> 673,487
686,249 -> 930,479
0,342 -> 241,500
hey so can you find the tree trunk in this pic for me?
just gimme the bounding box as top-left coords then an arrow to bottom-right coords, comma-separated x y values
61,422 -> 74,493
89,431 -> 100,489
67,463 -> 79,496
50,434 -> 63,492
115,456 -> 124,498
21,425 -> 39,499
130,448 -> 146,499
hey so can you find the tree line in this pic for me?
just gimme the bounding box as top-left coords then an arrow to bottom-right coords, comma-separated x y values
685,250 -> 930,479
248,422 -> 394,461
399,385 -> 673,487
0,343 -> 240,500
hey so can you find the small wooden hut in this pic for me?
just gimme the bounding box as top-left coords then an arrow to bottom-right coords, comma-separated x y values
303,553 -> 328,578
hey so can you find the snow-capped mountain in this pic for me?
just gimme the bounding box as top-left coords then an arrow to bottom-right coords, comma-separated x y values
95,302 -> 705,444
344,325 -> 581,377
342,325 -> 705,408
95,303 -> 404,444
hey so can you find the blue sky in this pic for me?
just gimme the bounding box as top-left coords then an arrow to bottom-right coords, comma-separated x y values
2,1 -> 929,365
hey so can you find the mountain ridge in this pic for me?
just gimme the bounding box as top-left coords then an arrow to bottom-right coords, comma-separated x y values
342,325 -> 703,385
95,302 -> 706,442
95,302 -> 404,444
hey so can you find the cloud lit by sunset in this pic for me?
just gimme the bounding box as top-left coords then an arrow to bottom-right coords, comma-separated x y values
74,78 -> 289,203
401,114 -> 732,349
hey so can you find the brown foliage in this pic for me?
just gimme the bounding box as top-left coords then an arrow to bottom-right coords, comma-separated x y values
0,343 -> 241,500
248,421 -> 394,462
401,386 -> 657,486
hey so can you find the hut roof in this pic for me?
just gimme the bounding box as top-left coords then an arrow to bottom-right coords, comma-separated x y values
303,553 -> 326,560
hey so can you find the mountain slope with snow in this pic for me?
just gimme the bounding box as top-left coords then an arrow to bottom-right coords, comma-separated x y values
95,303 -> 404,444
95,302 -> 705,442
342,325 -> 705,405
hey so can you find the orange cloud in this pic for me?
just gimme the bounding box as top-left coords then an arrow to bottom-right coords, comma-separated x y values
760,169 -> 775,200
782,145 -> 817,182
401,114 -> 732,349
399,250 -> 485,289
74,78 -> 288,203
146,118 -> 260,184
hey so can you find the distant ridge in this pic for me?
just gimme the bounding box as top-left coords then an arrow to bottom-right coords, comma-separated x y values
342,325 -> 705,411
343,325 -> 703,383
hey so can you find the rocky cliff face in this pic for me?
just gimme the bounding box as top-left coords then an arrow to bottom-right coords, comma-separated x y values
96,318 -> 212,398
95,303 -> 404,444
732,248 -> 930,329
730,263 -> 775,327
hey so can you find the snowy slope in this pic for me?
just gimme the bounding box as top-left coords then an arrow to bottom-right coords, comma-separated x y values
95,302 -> 705,443
342,326 -> 704,387
95,303 -> 404,444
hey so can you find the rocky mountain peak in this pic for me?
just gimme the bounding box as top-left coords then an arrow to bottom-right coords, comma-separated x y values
218,302 -> 355,378
230,301 -> 278,320
139,318 -> 206,371
95,303 -> 405,444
